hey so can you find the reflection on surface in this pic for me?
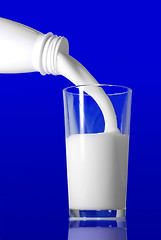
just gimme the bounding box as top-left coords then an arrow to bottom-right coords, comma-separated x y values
68,220 -> 127,240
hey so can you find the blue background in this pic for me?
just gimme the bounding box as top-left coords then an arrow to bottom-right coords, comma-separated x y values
0,1 -> 161,239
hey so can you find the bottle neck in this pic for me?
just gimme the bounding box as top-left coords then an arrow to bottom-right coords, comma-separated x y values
39,33 -> 69,76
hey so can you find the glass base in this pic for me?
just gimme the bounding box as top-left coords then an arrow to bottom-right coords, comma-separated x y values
69,209 -> 126,220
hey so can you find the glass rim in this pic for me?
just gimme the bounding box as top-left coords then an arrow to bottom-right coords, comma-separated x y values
63,84 -> 132,96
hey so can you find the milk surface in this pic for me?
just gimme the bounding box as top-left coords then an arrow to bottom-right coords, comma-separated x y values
66,132 -> 129,210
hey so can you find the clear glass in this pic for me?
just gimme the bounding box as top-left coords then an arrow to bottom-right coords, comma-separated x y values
63,84 -> 132,219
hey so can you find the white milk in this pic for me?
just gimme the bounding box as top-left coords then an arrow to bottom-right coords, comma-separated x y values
57,52 -> 118,132
66,132 -> 129,210
58,53 -> 129,211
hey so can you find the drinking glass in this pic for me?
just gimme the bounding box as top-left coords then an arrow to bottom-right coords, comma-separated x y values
63,84 -> 132,219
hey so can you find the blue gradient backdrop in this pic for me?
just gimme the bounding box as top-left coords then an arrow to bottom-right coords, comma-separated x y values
0,1 -> 161,239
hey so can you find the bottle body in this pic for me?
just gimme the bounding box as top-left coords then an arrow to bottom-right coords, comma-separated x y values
0,18 -> 69,75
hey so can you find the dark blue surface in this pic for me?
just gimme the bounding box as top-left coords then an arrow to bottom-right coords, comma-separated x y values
0,1 -> 161,239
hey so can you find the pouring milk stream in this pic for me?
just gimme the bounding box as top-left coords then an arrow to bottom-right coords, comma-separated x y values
0,18 -> 129,211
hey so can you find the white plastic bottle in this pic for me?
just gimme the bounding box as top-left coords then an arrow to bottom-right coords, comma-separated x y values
0,17 -> 69,75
